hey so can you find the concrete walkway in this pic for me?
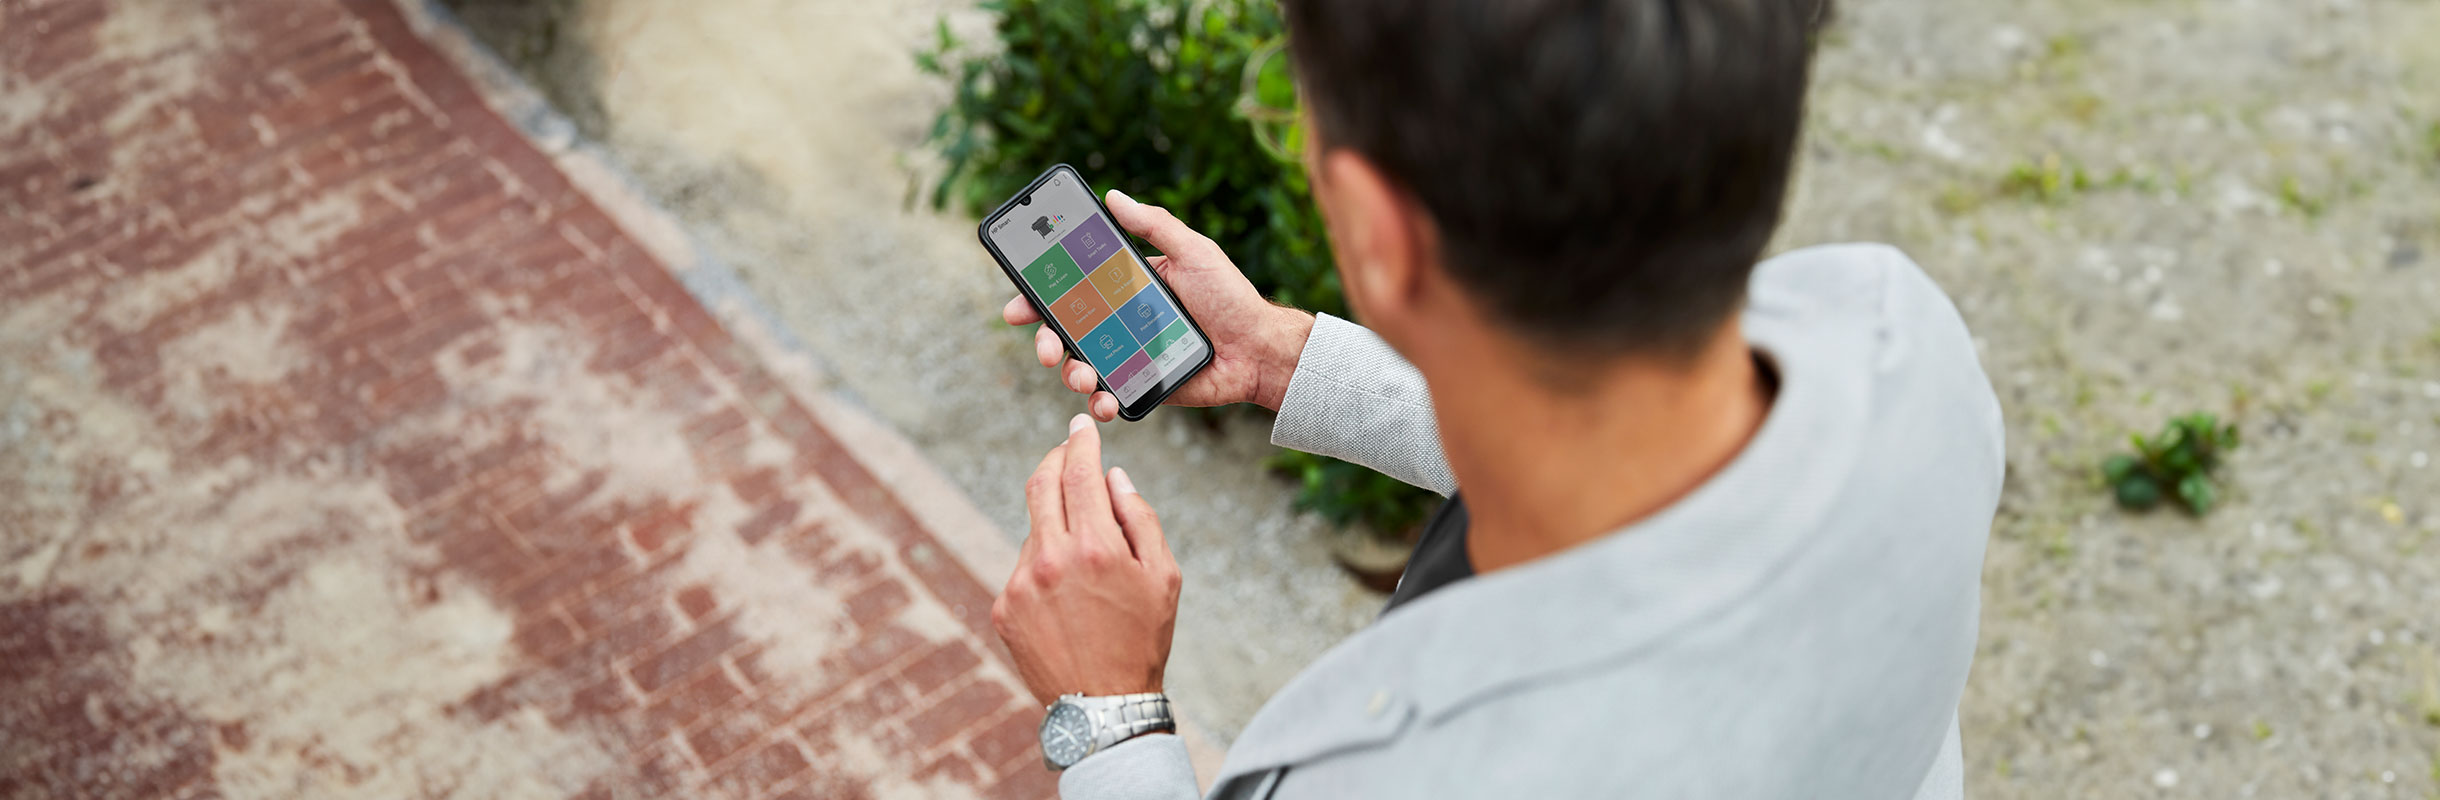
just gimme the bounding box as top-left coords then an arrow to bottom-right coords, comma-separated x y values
1,1 -> 1051,797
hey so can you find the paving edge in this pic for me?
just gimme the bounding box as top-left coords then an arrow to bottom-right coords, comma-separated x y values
382,0 -> 1230,786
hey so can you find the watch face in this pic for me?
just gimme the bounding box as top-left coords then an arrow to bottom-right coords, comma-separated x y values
1040,702 -> 1093,767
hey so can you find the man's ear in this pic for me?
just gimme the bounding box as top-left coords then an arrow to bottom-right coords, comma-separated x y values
1314,149 -> 1429,332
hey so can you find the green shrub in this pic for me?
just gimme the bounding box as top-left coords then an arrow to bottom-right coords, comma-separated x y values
919,0 -> 1436,540
2102,412 -> 2239,515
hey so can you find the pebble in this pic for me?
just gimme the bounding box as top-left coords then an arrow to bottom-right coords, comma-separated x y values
2089,650 -> 2109,668
2410,451 -> 2429,469
2153,768 -> 2180,788
2192,723 -> 2211,739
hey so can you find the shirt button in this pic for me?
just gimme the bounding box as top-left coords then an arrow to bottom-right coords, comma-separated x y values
1366,690 -> 1392,718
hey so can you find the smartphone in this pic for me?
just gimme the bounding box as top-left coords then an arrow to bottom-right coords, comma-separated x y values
978,165 -> 1214,421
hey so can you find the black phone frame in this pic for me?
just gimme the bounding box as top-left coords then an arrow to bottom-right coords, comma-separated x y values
976,164 -> 1218,421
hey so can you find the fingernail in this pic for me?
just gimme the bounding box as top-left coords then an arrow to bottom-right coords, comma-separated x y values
1109,467 -> 1138,495
1106,188 -> 1132,206
1069,413 -> 1092,435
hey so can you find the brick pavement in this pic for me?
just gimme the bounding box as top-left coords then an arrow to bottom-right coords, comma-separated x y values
0,1 -> 1053,797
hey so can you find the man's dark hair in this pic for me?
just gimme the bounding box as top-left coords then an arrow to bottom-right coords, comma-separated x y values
1284,0 -> 1827,360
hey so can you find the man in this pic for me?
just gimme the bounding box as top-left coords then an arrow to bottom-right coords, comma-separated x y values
988,0 -> 2003,797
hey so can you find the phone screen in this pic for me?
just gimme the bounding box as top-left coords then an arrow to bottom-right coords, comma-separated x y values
982,167 -> 1210,415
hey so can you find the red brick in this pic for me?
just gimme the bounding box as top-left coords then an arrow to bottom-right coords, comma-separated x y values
814,546 -> 884,585
986,763 -> 1060,800
801,679 -> 906,749
629,736 -> 701,798
682,408 -> 750,451
898,642 -> 982,700
913,752 -> 983,787
833,624 -> 923,676
628,616 -> 746,693
593,603 -> 679,657
843,580 -> 912,631
673,584 -> 718,622
707,739 -> 812,798
683,708 -> 766,767
646,667 -> 745,735
727,468 -> 785,508
623,502 -> 696,556
503,544 -> 632,613
567,676 -> 636,721
734,499 -> 800,546
905,680 -> 1015,753
564,557 -> 681,633
968,709 -> 1043,776
512,613 -> 579,659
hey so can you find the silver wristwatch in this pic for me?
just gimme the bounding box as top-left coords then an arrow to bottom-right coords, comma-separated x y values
1038,692 -> 1174,771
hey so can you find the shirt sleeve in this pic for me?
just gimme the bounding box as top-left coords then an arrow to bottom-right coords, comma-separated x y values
1268,313 -> 1456,495
1058,733 -> 1201,800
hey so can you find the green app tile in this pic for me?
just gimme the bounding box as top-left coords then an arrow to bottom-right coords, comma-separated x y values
1144,318 -> 1190,360
1021,246 -> 1084,301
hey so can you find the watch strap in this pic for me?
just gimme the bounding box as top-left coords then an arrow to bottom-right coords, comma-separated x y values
1085,692 -> 1174,753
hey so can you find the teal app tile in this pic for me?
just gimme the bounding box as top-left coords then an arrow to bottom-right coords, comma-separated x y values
1077,315 -> 1141,371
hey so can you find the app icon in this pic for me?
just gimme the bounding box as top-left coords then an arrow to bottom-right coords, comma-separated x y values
1032,216 -> 1054,238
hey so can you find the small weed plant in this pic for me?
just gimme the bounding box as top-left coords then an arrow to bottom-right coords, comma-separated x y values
2102,412 -> 2239,515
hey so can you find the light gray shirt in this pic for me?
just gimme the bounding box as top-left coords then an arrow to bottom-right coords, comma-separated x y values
1063,243 -> 2004,799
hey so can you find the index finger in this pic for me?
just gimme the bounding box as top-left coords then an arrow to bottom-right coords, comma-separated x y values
1058,414 -> 1124,552
1002,295 -> 1042,326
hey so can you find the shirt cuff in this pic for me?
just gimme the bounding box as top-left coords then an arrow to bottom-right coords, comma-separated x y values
1058,733 -> 1200,800
1269,313 -> 1456,495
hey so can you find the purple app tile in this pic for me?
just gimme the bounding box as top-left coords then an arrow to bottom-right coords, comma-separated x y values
1060,214 -> 1123,274
1105,351 -> 1157,400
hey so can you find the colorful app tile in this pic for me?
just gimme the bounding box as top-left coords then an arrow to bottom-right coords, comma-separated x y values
1087,251 -> 1151,305
1105,351 -> 1158,400
1151,326 -> 1203,375
1060,214 -> 1123,274
1047,282 -> 1113,338
1142,318 -> 1191,361
1076,315 -> 1141,371
1020,245 -> 1084,302
1115,287 -> 1181,344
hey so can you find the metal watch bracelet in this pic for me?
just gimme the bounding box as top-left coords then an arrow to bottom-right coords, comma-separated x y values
1044,692 -> 1175,771
1086,692 -> 1174,753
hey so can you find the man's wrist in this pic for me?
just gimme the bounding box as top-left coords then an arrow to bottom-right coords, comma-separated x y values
1251,306 -> 1316,412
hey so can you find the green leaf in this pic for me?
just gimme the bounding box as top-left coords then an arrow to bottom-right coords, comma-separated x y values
2176,473 -> 2217,515
2101,454 -> 2139,483
2115,474 -> 2164,510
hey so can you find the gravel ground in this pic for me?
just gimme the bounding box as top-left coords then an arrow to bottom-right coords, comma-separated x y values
441,0 -> 2440,795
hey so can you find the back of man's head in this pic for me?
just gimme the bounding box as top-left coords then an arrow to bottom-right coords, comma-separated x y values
1283,0 -> 1827,360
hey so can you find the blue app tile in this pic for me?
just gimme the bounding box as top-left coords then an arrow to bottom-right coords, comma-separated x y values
1115,287 -> 1181,344
1076,315 -> 1141,372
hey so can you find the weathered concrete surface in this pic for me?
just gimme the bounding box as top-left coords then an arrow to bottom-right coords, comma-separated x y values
0,1 -> 1054,797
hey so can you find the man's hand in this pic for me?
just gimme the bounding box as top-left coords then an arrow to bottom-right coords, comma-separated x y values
1002,189 -> 1316,422
992,414 -> 1183,705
